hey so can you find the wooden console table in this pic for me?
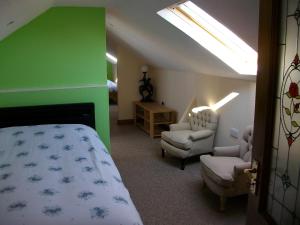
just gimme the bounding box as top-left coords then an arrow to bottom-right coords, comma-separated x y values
134,101 -> 176,138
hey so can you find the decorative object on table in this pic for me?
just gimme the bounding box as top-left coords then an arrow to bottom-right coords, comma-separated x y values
139,65 -> 154,102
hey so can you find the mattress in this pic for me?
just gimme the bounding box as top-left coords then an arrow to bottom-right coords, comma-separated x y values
0,124 -> 142,225
107,80 -> 118,92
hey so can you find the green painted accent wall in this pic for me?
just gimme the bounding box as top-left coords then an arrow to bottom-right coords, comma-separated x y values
107,61 -> 113,81
0,7 -> 110,149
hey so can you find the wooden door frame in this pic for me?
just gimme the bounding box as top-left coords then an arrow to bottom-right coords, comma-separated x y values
246,0 -> 281,224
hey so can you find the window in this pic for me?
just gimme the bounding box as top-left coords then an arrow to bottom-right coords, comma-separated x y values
157,1 -> 257,75
106,52 -> 118,64
192,92 -> 239,113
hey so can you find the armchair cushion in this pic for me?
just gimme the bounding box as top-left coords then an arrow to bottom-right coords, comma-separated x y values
200,155 -> 245,187
170,122 -> 191,131
213,145 -> 240,157
189,129 -> 214,141
243,151 -> 252,162
189,109 -> 218,131
240,125 -> 253,162
240,140 -> 248,159
234,162 -> 251,176
161,130 -> 194,150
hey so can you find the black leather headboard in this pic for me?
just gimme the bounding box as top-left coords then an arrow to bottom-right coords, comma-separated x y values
0,103 -> 95,129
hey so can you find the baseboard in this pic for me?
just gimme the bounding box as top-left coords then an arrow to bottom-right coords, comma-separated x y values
117,119 -> 134,125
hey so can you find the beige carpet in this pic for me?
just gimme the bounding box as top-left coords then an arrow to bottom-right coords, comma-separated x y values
109,105 -> 247,225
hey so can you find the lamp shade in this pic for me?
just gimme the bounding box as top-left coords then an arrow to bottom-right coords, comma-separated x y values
141,65 -> 149,73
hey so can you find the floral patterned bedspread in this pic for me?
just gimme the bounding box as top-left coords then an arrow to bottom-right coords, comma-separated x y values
0,124 -> 142,225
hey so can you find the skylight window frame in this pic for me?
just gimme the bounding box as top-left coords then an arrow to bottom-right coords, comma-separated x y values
191,92 -> 239,113
106,52 -> 118,64
157,1 -> 257,75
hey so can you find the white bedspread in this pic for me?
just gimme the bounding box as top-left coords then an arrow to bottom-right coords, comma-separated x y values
0,124 -> 142,225
107,80 -> 118,92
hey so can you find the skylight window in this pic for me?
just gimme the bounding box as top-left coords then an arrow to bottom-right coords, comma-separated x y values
192,92 -> 239,113
157,1 -> 257,75
106,52 -> 118,64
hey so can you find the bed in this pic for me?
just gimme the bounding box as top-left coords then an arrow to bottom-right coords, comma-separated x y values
0,103 -> 143,225
107,80 -> 118,104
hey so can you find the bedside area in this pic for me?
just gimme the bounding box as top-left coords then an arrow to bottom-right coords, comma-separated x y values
134,101 -> 176,138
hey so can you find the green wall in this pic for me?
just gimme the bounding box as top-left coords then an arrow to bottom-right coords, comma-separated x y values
0,7 -> 110,149
107,61 -> 113,81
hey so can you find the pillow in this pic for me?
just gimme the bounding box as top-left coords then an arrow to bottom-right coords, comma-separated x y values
189,129 -> 214,141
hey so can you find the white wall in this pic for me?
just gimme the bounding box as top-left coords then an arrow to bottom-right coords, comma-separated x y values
152,69 -> 256,146
151,70 -> 198,120
117,43 -> 146,120
196,75 -> 256,146
112,64 -> 118,83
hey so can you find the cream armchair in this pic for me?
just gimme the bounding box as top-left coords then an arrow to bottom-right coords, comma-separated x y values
161,109 -> 218,170
200,126 -> 253,211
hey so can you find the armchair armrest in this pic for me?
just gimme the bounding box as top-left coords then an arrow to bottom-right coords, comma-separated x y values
234,162 -> 251,176
213,145 -> 240,157
170,122 -> 190,131
189,129 -> 214,141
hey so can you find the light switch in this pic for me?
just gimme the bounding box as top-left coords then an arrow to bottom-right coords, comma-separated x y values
230,128 -> 239,139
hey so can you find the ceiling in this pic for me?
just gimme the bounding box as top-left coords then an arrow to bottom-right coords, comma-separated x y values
0,0 -> 259,80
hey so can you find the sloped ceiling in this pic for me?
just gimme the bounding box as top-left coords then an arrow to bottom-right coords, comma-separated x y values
0,0 -> 259,80
0,0 -> 54,40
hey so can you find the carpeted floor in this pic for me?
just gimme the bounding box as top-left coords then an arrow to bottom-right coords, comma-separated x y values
109,105 -> 247,225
